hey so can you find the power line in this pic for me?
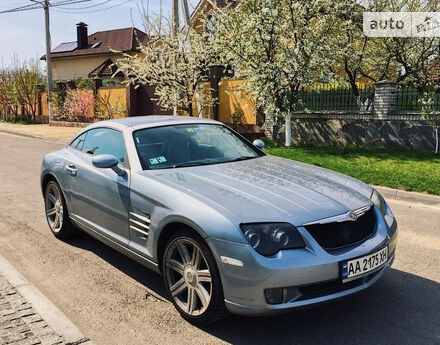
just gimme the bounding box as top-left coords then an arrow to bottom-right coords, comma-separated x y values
55,0 -> 113,10
53,0 -> 133,13
0,0 -> 91,123
0,0 -> 91,13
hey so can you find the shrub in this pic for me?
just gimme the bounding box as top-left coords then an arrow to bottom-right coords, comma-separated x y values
64,89 -> 95,122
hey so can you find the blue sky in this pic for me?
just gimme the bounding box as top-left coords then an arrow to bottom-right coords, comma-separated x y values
0,0 -> 200,68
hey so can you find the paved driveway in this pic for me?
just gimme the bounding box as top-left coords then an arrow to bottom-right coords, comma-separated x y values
0,131 -> 439,345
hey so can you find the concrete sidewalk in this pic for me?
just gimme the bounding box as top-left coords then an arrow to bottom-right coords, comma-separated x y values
0,255 -> 93,345
0,123 -> 80,143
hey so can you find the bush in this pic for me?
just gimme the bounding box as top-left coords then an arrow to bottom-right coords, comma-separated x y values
64,89 -> 95,122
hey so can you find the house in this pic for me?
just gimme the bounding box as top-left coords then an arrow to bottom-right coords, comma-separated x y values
40,23 -> 171,117
41,22 -> 148,86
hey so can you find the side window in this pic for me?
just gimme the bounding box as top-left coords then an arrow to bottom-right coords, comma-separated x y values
81,128 -> 127,165
70,132 -> 87,151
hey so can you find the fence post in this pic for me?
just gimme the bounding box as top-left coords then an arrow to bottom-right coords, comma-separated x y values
37,83 -> 44,118
92,77 -> 102,117
374,80 -> 397,119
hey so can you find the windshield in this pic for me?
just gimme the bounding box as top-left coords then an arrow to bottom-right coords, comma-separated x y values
133,124 -> 264,170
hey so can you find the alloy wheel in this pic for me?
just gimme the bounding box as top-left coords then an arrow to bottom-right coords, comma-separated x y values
165,238 -> 213,316
45,183 -> 64,233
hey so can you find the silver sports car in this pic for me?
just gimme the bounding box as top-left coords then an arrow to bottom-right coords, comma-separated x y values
41,116 -> 397,324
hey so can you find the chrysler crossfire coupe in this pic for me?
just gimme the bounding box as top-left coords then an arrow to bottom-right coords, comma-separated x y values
41,116 -> 397,324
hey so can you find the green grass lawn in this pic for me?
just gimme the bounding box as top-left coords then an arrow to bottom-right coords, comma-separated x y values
264,141 -> 440,196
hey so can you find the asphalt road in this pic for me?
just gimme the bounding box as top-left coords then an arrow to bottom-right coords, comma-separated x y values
0,131 -> 439,345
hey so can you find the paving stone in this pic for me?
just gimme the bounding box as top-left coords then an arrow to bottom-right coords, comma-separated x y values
15,336 -> 42,345
2,332 -> 27,343
0,273 -> 65,345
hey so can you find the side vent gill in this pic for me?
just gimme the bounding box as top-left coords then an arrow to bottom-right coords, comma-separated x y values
130,212 -> 150,238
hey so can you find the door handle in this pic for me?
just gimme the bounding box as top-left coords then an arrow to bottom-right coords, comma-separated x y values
66,164 -> 77,176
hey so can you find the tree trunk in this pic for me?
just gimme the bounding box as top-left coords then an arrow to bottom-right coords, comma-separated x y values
435,126 -> 439,154
187,100 -> 193,117
285,109 -> 292,147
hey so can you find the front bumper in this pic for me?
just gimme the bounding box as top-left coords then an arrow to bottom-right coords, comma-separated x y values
207,207 -> 398,316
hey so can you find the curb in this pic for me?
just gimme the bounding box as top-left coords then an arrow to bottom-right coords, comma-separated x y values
0,254 -> 95,345
375,185 -> 440,208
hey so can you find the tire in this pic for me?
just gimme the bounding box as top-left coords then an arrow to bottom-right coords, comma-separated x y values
162,229 -> 227,325
44,180 -> 76,239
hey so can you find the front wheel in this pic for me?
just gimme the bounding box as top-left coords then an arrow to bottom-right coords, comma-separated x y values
162,230 -> 227,324
44,180 -> 76,239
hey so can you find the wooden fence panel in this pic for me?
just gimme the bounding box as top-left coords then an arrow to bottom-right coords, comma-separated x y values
97,87 -> 127,118
218,79 -> 257,125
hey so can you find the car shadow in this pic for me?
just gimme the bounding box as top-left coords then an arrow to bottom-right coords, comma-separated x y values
65,232 -> 440,344
64,231 -> 169,300
200,269 -> 440,345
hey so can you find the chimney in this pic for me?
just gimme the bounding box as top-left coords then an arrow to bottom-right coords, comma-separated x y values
76,22 -> 88,49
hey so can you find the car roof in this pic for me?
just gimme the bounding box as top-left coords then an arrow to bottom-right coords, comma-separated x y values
90,116 -> 222,131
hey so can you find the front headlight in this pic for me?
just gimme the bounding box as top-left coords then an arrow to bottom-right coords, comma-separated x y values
240,223 -> 305,256
371,189 -> 386,215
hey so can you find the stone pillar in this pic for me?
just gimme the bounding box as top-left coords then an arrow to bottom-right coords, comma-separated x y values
374,80 -> 397,119
261,114 -> 275,139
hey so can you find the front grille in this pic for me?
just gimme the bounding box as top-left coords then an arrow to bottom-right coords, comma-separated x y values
296,269 -> 381,301
305,207 -> 376,250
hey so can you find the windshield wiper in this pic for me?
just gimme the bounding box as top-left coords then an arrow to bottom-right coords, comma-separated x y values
170,156 -> 257,169
229,156 -> 257,162
171,161 -> 214,168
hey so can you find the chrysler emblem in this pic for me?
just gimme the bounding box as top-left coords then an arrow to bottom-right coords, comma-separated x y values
349,211 -> 358,221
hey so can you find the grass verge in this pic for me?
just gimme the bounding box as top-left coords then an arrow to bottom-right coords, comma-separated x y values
264,141 -> 440,196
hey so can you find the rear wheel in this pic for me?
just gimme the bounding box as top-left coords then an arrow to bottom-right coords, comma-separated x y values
162,230 -> 227,324
44,180 -> 76,239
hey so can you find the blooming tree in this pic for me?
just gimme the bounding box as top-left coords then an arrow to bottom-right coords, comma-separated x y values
11,63 -> 45,122
64,89 -> 95,121
419,80 -> 440,154
116,15 -> 219,116
216,0 -> 339,145
336,0 -> 440,88
0,61 -> 45,122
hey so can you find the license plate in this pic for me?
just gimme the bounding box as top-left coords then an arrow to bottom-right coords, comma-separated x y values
341,247 -> 388,282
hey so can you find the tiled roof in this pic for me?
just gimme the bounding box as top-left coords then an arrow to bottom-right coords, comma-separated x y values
41,27 -> 148,60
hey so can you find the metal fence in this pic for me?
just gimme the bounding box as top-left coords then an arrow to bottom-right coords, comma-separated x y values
395,87 -> 440,111
295,85 -> 374,112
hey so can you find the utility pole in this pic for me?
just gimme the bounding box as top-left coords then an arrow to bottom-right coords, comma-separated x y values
172,0 -> 179,36
181,0 -> 190,28
172,0 -> 179,115
1,0 -> 90,123
43,0 -> 54,123
30,0 -> 54,122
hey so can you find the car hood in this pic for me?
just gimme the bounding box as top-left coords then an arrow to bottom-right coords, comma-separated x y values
145,155 -> 373,226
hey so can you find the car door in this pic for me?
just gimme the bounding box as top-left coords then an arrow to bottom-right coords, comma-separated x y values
67,127 -> 130,246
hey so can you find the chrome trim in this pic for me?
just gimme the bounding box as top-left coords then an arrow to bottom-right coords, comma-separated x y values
130,212 -> 151,224
130,225 -> 149,236
130,218 -> 150,230
303,203 -> 373,226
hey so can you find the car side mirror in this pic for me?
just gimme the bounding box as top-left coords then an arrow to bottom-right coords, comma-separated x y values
92,154 -> 125,177
253,139 -> 265,150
